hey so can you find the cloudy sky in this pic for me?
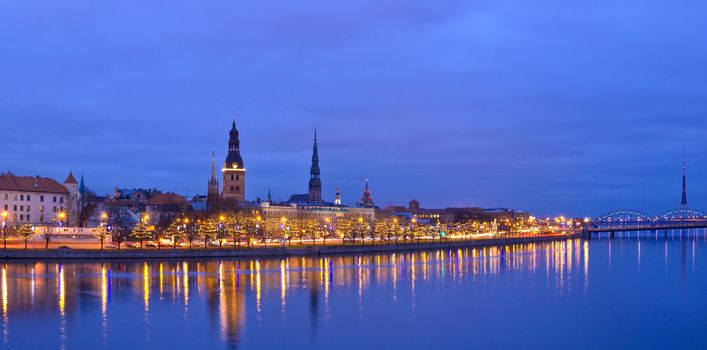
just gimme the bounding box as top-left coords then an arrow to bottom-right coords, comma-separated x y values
2,0 -> 707,217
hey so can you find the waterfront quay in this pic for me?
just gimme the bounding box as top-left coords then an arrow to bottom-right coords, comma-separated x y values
0,232 -> 578,259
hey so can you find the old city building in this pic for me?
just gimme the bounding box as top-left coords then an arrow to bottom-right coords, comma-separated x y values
0,171 -> 80,226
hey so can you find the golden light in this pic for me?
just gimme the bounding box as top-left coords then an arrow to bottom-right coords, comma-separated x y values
583,217 -> 590,223
184,218 -> 190,224
411,218 -> 417,224
219,215 -> 225,222
357,217 -> 363,223
58,212 -> 66,220
324,217 -> 330,223
393,218 -> 398,224
101,212 -> 108,220
0,211 -> 7,220
280,217 -> 287,223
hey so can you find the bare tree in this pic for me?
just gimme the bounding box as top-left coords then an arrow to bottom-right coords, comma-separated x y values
39,226 -> 54,250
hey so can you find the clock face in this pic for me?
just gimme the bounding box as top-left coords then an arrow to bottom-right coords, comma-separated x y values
232,162 -> 238,169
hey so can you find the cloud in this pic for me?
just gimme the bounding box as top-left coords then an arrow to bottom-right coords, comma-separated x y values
1,0 -> 707,216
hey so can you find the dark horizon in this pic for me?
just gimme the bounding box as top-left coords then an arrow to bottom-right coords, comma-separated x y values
3,0 -> 707,217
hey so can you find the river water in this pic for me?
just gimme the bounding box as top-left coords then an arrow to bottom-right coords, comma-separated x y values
1,236 -> 706,349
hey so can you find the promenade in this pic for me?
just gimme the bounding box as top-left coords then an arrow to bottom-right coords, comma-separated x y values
0,232 -> 579,260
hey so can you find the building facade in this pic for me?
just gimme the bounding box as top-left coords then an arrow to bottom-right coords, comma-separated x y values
222,120 -> 246,203
0,171 -> 80,226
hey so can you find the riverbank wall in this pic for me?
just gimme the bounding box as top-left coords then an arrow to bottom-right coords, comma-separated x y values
0,233 -> 580,260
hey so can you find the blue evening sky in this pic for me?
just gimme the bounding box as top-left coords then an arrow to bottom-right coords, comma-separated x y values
2,0 -> 707,217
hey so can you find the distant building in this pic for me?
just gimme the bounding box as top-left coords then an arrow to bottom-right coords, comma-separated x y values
383,199 -> 528,224
357,179 -> 375,208
207,120 -> 246,210
289,130 -> 323,204
222,120 -> 246,203
145,193 -> 191,227
0,171 -> 80,226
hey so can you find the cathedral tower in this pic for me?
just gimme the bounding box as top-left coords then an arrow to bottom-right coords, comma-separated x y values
207,151 -> 220,208
222,120 -> 246,203
308,129 -> 322,202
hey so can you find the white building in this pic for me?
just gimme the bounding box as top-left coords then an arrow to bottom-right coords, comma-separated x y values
0,171 -> 80,227
259,201 -> 375,222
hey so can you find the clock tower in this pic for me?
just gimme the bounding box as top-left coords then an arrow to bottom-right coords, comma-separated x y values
222,120 -> 245,203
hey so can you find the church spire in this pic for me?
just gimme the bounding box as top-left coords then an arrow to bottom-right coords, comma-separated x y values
207,151 -> 220,209
210,151 -> 217,182
308,129 -> 322,202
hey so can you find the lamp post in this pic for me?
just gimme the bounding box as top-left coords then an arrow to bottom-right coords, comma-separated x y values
1,211 -> 7,249
255,215 -> 261,247
218,215 -> 225,249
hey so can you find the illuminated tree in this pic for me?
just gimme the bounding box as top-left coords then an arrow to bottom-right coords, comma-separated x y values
198,219 -> 218,248
130,222 -> 153,248
164,220 -> 184,249
184,220 -> 198,249
15,224 -> 35,249
374,220 -> 389,244
301,217 -> 321,246
336,217 -> 357,245
92,226 -> 110,250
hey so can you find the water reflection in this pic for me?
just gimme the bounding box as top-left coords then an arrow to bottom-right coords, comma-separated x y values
0,236 -> 706,349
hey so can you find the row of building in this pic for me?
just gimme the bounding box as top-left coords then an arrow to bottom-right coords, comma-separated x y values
0,119 -> 527,230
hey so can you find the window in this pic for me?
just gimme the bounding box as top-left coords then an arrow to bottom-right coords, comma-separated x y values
230,186 -> 234,192
53,196 -> 57,203
27,195 -> 30,201
26,215 -> 30,222
12,194 -> 17,201
235,186 -> 240,191
19,214 -> 23,221
236,175 -> 239,181
27,206 -> 30,212
19,205 -> 23,211
60,197 -> 64,204
40,215 -> 44,222
13,205 -> 17,211
39,205 -> 44,213
40,195 -> 44,202
231,175 -> 234,181
20,195 -> 23,201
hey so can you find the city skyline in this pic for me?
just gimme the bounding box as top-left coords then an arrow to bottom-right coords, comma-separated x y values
3,1 -> 707,217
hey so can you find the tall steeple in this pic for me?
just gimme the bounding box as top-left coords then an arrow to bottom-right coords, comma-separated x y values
308,129 -> 322,202
680,147 -> 688,210
207,151 -> 220,208
359,179 -> 374,208
335,187 -> 341,205
222,118 -> 246,203
267,188 -> 272,203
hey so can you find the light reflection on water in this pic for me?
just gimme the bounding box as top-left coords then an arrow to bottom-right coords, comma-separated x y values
1,234 -> 707,349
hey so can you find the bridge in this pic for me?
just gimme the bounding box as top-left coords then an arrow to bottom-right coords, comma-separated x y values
584,208 -> 707,239
583,150 -> 707,239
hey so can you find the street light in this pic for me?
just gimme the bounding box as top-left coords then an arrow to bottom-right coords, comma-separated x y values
58,211 -> 66,227
100,212 -> 108,227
